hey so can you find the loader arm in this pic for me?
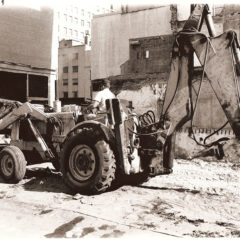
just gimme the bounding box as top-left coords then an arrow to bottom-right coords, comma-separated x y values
0,100 -> 55,160
161,4 -> 240,166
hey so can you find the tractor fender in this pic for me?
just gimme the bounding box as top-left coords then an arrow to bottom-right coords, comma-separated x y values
63,120 -> 116,149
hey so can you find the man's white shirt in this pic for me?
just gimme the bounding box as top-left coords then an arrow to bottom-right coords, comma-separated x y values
93,88 -> 115,111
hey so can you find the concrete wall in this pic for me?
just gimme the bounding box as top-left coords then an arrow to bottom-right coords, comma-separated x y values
91,6 -> 172,80
0,5 -> 57,70
123,35 -> 174,74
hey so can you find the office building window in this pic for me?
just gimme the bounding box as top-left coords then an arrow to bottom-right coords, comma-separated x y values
63,92 -> 68,98
72,66 -> 78,72
72,78 -> 78,85
69,29 -> 72,36
81,20 -> 84,27
74,7 -> 78,14
73,91 -> 78,97
74,30 -> 78,38
64,27 -> 67,35
64,14 -> 67,21
81,9 -> 84,16
63,66 -> 68,73
88,12 -> 91,18
74,17 -> 78,24
73,53 -> 78,59
69,16 -> 73,23
81,32 -> 84,40
145,50 -> 150,59
63,79 -> 68,86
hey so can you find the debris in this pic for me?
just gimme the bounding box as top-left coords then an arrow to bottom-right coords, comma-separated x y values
72,193 -> 82,200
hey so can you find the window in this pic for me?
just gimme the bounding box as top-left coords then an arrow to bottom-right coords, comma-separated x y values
145,50 -> 150,59
74,7 -> 78,14
63,79 -> 68,86
81,20 -> 84,27
74,30 -> 78,38
63,66 -> 68,73
72,66 -> 78,72
64,27 -> 67,35
72,78 -> 78,85
87,22 -> 90,28
64,14 -> 67,21
73,53 -> 78,59
88,12 -> 91,18
73,91 -> 78,97
81,9 -> 84,16
63,92 -> 68,98
69,16 -> 73,23
81,32 -> 84,39
69,28 -> 72,36
74,17 -> 78,24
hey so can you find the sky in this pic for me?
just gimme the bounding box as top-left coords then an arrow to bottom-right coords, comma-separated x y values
3,0 -> 240,10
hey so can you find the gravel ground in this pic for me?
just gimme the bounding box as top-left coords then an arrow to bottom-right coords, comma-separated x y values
0,157 -> 239,239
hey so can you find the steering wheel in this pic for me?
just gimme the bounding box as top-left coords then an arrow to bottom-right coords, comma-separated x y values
82,98 -> 99,114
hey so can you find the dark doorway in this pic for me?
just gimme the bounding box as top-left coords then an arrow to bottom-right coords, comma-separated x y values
29,74 -> 48,98
0,71 -> 27,102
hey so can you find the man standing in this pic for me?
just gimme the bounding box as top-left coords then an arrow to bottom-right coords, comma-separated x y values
92,79 -> 115,113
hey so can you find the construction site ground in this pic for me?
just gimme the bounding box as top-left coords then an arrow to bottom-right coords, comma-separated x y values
0,157 -> 239,239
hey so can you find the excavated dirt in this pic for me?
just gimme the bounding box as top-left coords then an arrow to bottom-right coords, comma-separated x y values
0,157 -> 239,239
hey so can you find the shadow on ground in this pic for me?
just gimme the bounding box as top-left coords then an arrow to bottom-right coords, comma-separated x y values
45,216 -> 85,238
22,167 -> 71,194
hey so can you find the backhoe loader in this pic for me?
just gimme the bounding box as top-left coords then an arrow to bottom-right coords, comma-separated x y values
60,4 -> 240,193
0,4 -> 239,194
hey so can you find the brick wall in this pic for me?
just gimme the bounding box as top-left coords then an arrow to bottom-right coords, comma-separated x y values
122,35 -> 174,74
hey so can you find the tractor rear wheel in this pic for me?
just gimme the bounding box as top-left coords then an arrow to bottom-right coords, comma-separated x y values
0,146 -> 27,183
61,128 -> 116,194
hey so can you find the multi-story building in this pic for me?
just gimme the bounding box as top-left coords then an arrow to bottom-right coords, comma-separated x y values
58,40 -> 91,101
56,1 -> 115,45
56,1 -> 117,101
0,0 -> 58,105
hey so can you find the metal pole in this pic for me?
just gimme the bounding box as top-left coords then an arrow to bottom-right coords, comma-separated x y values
204,5 -> 216,37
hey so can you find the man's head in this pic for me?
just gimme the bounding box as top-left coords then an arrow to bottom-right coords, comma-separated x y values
101,79 -> 111,90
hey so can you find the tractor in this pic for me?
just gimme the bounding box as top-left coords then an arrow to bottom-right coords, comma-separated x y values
1,4 -> 240,195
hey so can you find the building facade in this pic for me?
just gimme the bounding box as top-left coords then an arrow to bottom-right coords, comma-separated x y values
0,1 -> 58,105
56,1 -> 115,45
56,1 -> 117,102
58,40 -> 91,101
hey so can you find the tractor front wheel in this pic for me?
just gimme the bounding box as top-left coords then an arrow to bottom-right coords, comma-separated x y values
0,146 -> 27,183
